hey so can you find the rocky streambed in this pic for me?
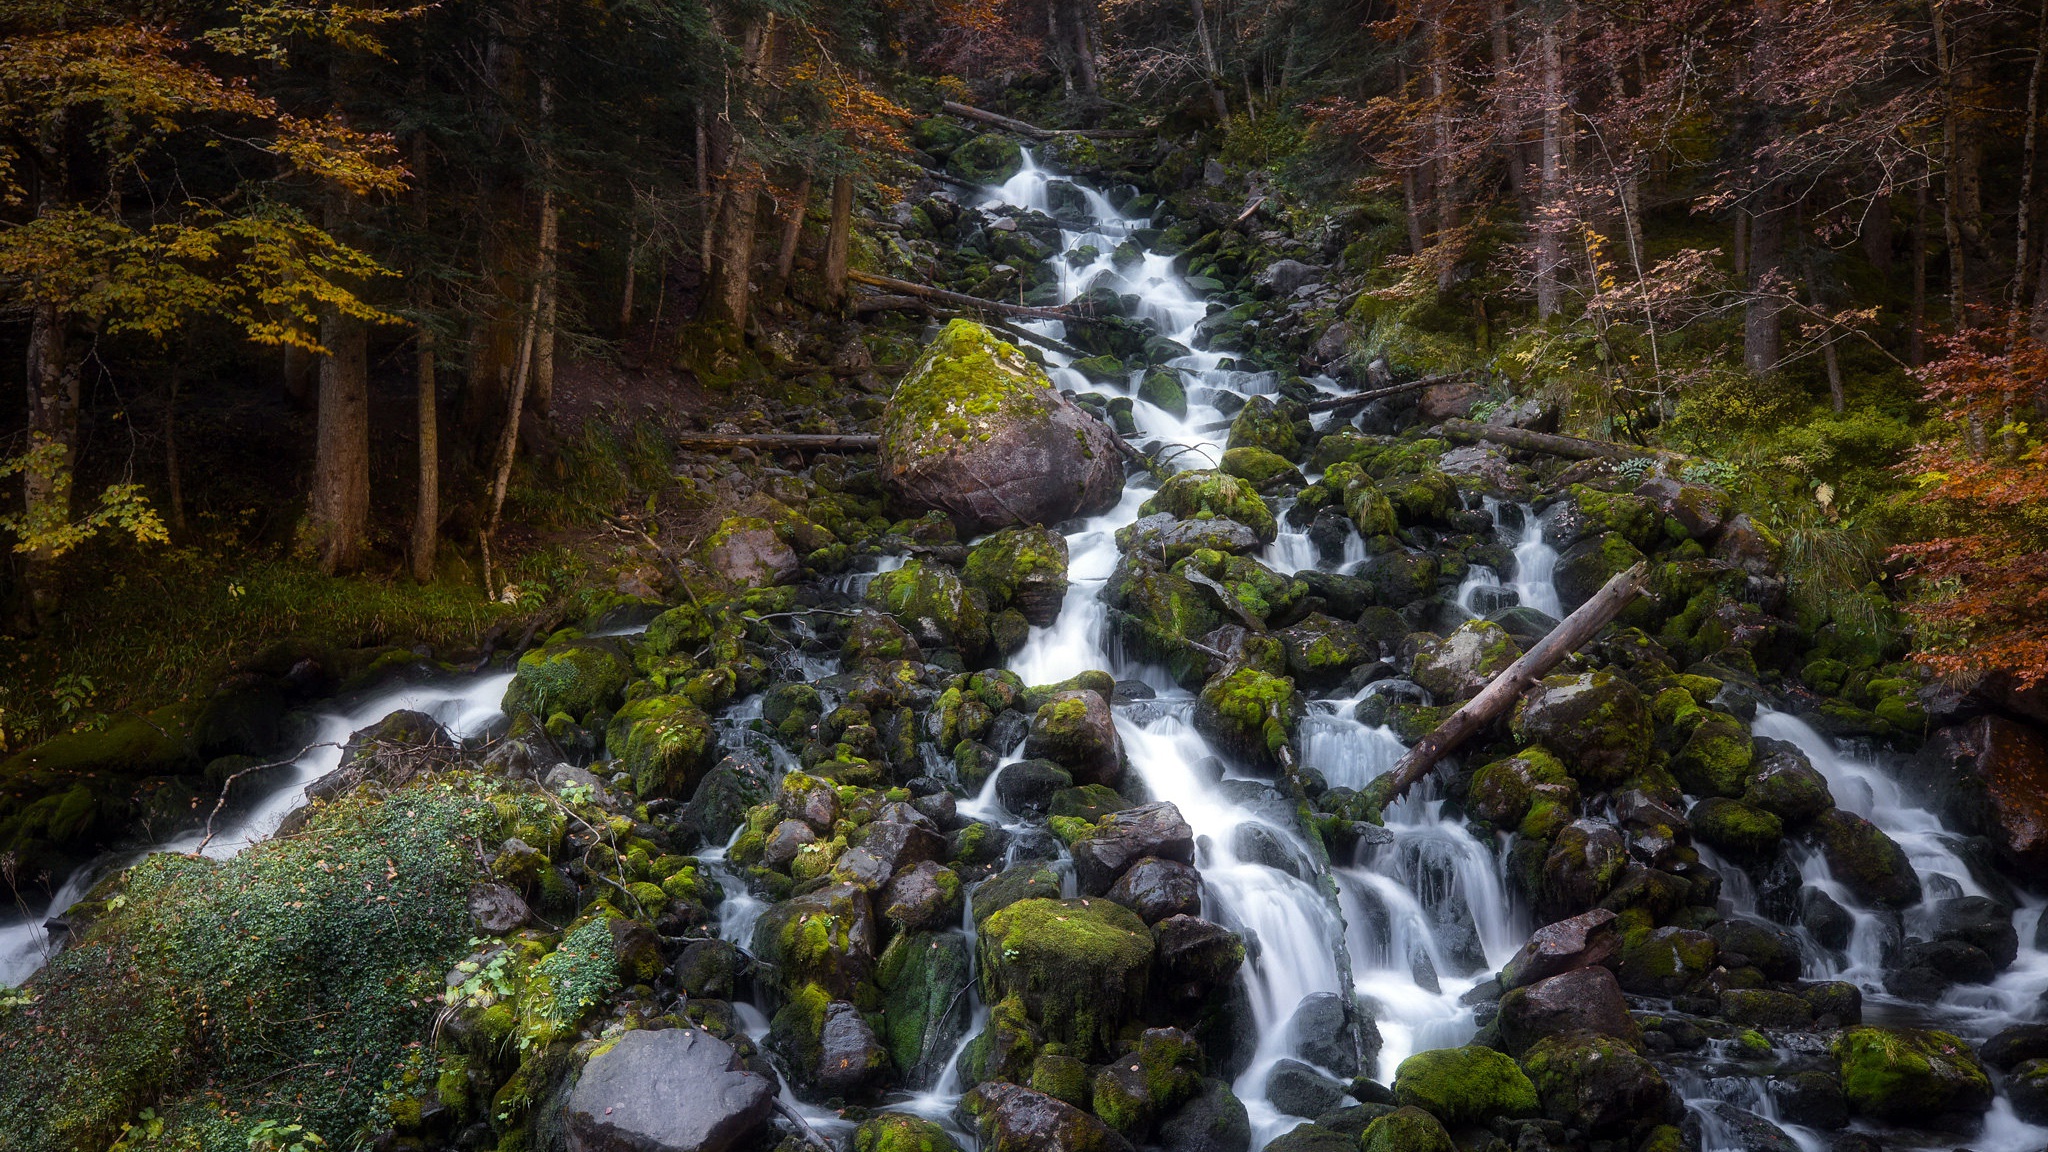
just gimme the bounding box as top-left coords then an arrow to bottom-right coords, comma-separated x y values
5,145 -> 2048,1152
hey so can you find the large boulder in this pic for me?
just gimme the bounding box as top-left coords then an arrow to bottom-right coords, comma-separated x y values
1412,621 -> 1521,704
1277,613 -> 1377,690
565,1028 -> 774,1152
1634,478 -> 1731,539
949,133 -> 1024,185
605,696 -> 716,799
867,558 -> 993,661
964,526 -> 1071,627
1025,690 -> 1123,786
1392,1045 -> 1539,1127
1106,856 -> 1203,924
1828,1026 -> 1992,1124
702,515 -> 799,586
963,1081 -> 1135,1152
1498,966 -> 1641,1055
1156,1079 -> 1253,1152
977,897 -> 1155,1058
1139,470 -> 1278,543
1811,808 -> 1922,908
1554,534 -> 1648,613
1499,909 -> 1619,991
1743,739 -> 1834,827
879,320 -> 1122,534
1193,668 -> 1302,770
1070,802 -> 1196,895
1511,673 -> 1652,787
502,637 -> 632,722
1910,715 -> 2048,872
1519,1032 -> 1673,1136
751,882 -> 878,997
878,930 -> 973,1086
1360,1107 -> 1454,1152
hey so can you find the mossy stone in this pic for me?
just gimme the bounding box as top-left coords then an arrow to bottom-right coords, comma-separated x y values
1192,667 -> 1302,770
948,133 -> 1024,184
878,930 -> 973,1086
1466,747 -> 1573,827
867,558 -> 993,661
503,638 -> 631,722
977,897 -> 1155,1060
1359,1105 -> 1455,1152
1392,1044 -> 1540,1126
1138,369 -> 1187,418
1221,447 -> 1305,492
1671,712 -> 1754,798
963,526 -> 1070,627
1226,395 -> 1302,459
1510,672 -> 1653,787
855,1113 -> 965,1152
1687,796 -> 1783,861
1829,1026 -> 1992,1122
605,695 -> 715,798
1518,1032 -> 1670,1135
1140,470 -> 1278,544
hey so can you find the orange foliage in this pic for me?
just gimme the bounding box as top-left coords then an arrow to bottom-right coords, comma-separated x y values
1892,327 -> 2048,689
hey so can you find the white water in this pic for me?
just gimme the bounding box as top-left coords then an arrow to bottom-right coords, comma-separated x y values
1491,498 -> 1562,619
0,667 -> 520,988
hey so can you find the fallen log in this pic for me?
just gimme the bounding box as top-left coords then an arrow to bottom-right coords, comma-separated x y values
991,317 -> 1089,360
1379,560 -> 1652,802
1194,374 -> 1458,432
850,271 -> 1106,324
852,293 -> 936,316
941,101 -> 1152,140
673,433 -> 879,453
1440,419 -> 1637,460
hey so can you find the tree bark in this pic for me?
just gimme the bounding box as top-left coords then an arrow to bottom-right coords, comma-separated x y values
164,361 -> 186,536
1743,187 -> 1787,374
23,301 -> 80,605
706,175 -> 762,330
1191,0 -> 1230,121
1912,178 -> 1929,365
1380,561 -> 1651,801
1535,0 -> 1566,318
482,277 -> 544,596
412,323 -> 439,583
310,305 -> 370,574
530,183 -> 558,416
1439,418 -> 1636,459
824,173 -> 854,310
774,175 -> 812,291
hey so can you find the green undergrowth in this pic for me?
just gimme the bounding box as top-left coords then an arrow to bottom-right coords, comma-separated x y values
0,775 -> 535,1152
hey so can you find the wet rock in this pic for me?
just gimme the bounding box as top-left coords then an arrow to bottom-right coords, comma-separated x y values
1156,1079 -> 1253,1152
973,862 -> 1064,925
1412,620 -> 1521,704
1287,991 -> 1365,1078
1553,533 -> 1648,612
1980,1023 -> 2048,1069
1688,797 -> 1783,861
2010,1059 -> 2048,1124
1115,512 -> 1261,564
1710,918 -> 1803,981
1222,446 -> 1306,492
1497,966 -> 1641,1055
977,897 -> 1155,1058
963,1078 -> 1136,1152
948,133 -> 1023,184
1798,889 -> 1854,950
964,526 -> 1071,627
1537,820 -> 1629,920
883,860 -> 964,931
1499,909 -> 1619,990
1616,926 -> 1716,996
1230,822 -> 1302,877
1801,980 -> 1863,1026
1672,712 -> 1755,799
1139,469 -> 1278,543
1392,1045 -> 1539,1127
1519,1032 -> 1672,1136
1699,1102 -> 1801,1152
1930,895 -> 2019,969
1712,514 -> 1782,577
996,759 -> 1073,818
1151,914 -> 1246,1003
763,819 -> 818,868
1106,856 -> 1204,924
867,559 -> 993,661
854,818 -> 947,877
1511,672 -> 1653,787
1468,747 -> 1577,830
1743,740 -> 1834,827
1268,1059 -> 1351,1117
1828,1026 -> 1992,1124
704,516 -> 799,587
1071,802 -> 1196,895
1227,395 -> 1302,459
503,638 -> 633,723
675,939 -> 740,1000
1719,988 -> 1815,1030
565,1028 -> 773,1152
879,320 -> 1122,535
1359,1106 -> 1454,1152
1092,1028 -> 1204,1137
811,1000 -> 891,1098
1261,1123 -> 1354,1152
1771,1070 -> 1848,1129
1026,690 -> 1124,787
1278,613 -> 1376,691
751,882 -> 877,997
1811,808 -> 1922,908
1633,478 -> 1731,539
1890,938 -> 1997,997
1194,667 -> 1302,771
879,930 -> 973,1085
853,1114 -> 964,1152
1910,716 -> 2048,873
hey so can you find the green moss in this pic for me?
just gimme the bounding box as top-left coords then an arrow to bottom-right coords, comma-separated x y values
604,695 -> 715,798
1032,1053 -> 1095,1107
880,320 -> 1056,448
948,133 -> 1024,184
962,526 -> 1069,615
1140,470 -> 1278,543
502,638 -> 631,722
1194,667 -> 1302,769
855,1112 -> 965,1152
1359,1105 -> 1455,1152
1671,712 -> 1754,798
1225,396 -> 1302,459
1392,1045 -> 1539,1126
866,558 -> 993,660
1465,747 -> 1572,827
1138,369 -> 1188,418
1830,1026 -> 1992,1121
1688,797 -> 1783,860
1221,447 -> 1304,491
977,898 -> 1154,1059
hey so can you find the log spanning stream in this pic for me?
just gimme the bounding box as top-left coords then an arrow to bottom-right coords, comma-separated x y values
4,153 -> 2046,1152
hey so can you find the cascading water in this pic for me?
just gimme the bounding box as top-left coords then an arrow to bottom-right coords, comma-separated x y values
0,666 -> 521,987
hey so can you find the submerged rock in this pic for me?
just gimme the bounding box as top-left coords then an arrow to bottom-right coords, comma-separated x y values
565,1028 -> 773,1152
879,320 -> 1123,535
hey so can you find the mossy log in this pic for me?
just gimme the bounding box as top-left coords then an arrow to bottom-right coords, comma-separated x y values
849,271 -> 1109,324
1192,373 -> 1464,432
1439,419 -> 1639,460
673,433 -> 881,452
1384,561 -> 1652,801
939,100 -> 1152,140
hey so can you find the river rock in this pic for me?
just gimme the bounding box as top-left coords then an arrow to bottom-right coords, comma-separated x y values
964,525 -> 1071,626
704,515 -> 799,586
1910,715 -> 2048,872
1981,1023 -> 2048,1069
854,1115 -> 964,1152
1634,478 -> 1731,539
1267,1059 -> 1350,1117
1106,856 -> 1203,924
1519,1032 -> 1673,1136
1359,1107 -> 1453,1152
1139,470 -> 1279,543
1511,672 -> 1652,787
752,882 -> 877,997
1418,378 -> 1485,421
1277,613 -> 1376,690
1156,1079 -> 1253,1152
1743,739 -> 1833,826
312,710 -> 449,801
1115,512 -> 1262,563
1499,909 -> 1620,991
1698,1102 -> 1801,1152
882,860 -> 963,931
1497,966 -> 1641,1054
1025,690 -> 1123,786
1537,819 -> 1629,920
565,1028 -> 773,1152
1392,1044 -> 1539,1126
1828,1026 -> 1992,1123
1411,620 -> 1521,704
1151,914 -> 1246,1003
879,319 -> 1122,535
977,897 -> 1154,1057
1811,807 -> 1922,908
1285,991 -> 1368,1078
963,1078 -> 1136,1152
1071,802 -> 1196,895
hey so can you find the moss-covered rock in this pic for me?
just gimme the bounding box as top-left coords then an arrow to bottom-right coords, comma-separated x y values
1812,808 -> 1923,908
1615,925 -> 1716,996
1554,533 -> 1649,613
1412,620 -> 1521,703
1671,712 -> 1755,798
1466,747 -> 1574,828
1510,672 -> 1653,787
1226,395 -> 1302,459
1392,1045 -> 1539,1126
878,320 -> 1123,534
1138,369 -> 1188,418
751,881 -> 878,999
1276,612 -> 1376,690
1829,1026 -> 1991,1123
1743,740 -> 1834,827
1089,1027 -> 1203,1137
1519,1032 -> 1671,1135
502,637 -> 632,722
867,558 -> 993,662
977,897 -> 1155,1060
1358,1105 -> 1455,1152
605,695 -> 715,798
1192,667 -> 1302,770
878,930 -> 973,1086
949,132 -> 1024,184
1140,470 -> 1278,544
1688,796 -> 1783,861
964,526 -> 1071,628
1384,469 -> 1461,528
1220,446 -> 1305,492
855,1112 -> 966,1152
1176,548 -> 1306,630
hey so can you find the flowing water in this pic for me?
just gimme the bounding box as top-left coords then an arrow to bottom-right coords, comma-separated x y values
0,667 -> 521,987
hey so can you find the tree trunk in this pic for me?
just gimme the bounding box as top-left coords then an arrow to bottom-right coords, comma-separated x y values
1808,258 -> 1845,412
1743,190 -> 1786,374
412,323 -> 439,583
1862,194 -> 1893,274
1430,15 -> 1457,291
1912,178 -> 1929,365
164,361 -> 187,536
706,176 -> 762,330
1192,0 -> 1229,121
1492,0 -> 1531,217
775,175 -> 812,292
482,278 -> 544,597
2018,0 -> 2048,313
824,173 -> 854,310
619,230 -> 640,337
23,302 -> 80,592
310,305 -> 370,574
530,184 -> 558,417
1535,2 -> 1565,319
